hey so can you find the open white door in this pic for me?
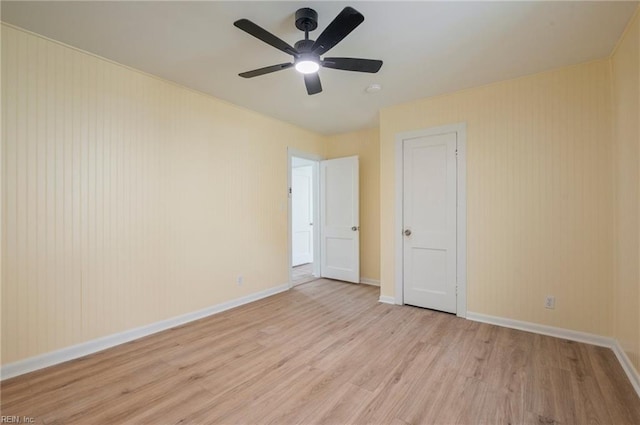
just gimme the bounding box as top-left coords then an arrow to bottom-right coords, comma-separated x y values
320,156 -> 359,283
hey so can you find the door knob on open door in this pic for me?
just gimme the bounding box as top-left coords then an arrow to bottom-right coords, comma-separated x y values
404,229 -> 412,236
351,226 -> 359,231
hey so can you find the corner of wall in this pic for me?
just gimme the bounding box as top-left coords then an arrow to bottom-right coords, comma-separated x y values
610,3 -> 640,375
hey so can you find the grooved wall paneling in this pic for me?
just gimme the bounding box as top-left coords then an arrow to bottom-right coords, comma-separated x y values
380,59 -> 614,336
1,24 -> 325,364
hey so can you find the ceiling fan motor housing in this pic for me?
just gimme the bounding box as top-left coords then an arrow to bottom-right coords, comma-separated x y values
295,8 -> 318,32
294,39 -> 315,52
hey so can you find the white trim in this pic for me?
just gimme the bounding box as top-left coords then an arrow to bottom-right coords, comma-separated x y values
455,125 -> 467,317
467,311 -> 640,398
360,278 -> 380,287
466,312 -> 614,346
612,340 -> 640,397
394,123 -> 468,317
394,137 -> 404,305
287,148 -> 323,287
1,284 -> 290,381
378,295 -> 396,305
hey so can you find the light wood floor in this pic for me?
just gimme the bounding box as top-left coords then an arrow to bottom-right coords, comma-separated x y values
2,279 -> 639,424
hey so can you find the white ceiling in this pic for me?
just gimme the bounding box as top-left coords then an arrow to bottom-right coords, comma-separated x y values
2,1 -> 637,135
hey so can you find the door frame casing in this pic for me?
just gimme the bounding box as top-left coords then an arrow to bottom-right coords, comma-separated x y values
287,148 -> 322,287
394,123 -> 467,317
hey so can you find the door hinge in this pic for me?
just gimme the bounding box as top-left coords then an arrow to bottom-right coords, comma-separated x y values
455,149 -> 458,157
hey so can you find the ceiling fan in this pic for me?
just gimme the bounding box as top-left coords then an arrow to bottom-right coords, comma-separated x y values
234,7 -> 383,95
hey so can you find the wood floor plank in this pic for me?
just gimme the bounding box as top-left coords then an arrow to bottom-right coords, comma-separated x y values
475,387 -> 525,425
523,410 -> 564,425
568,374 -> 615,425
588,345 -> 640,424
525,365 -> 569,424
394,360 -> 459,424
353,342 -> 444,424
303,382 -> 375,425
482,344 -> 528,395
121,387 -> 218,424
2,279 -> 639,424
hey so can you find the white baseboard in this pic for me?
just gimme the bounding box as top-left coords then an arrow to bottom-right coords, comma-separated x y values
378,295 -> 396,305
466,312 -> 614,347
467,311 -> 640,398
360,278 -> 380,287
1,284 -> 290,381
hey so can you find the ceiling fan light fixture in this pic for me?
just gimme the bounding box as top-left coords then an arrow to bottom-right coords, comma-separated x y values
235,7 -> 382,94
295,59 -> 320,74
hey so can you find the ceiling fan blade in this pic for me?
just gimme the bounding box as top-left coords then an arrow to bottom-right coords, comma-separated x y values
239,63 -> 294,78
311,7 -> 364,56
234,19 -> 299,56
304,73 -> 322,95
322,58 -> 383,73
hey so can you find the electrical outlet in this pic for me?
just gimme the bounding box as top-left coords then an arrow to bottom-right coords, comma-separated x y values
544,296 -> 555,309
237,275 -> 243,286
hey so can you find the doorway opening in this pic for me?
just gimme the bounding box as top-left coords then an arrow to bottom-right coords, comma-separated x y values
287,148 -> 361,287
291,156 -> 317,285
288,149 -> 321,287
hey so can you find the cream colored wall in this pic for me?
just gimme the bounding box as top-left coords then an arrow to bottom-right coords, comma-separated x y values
380,60 -> 614,336
1,25 -> 325,365
612,8 -> 640,373
326,128 -> 380,282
